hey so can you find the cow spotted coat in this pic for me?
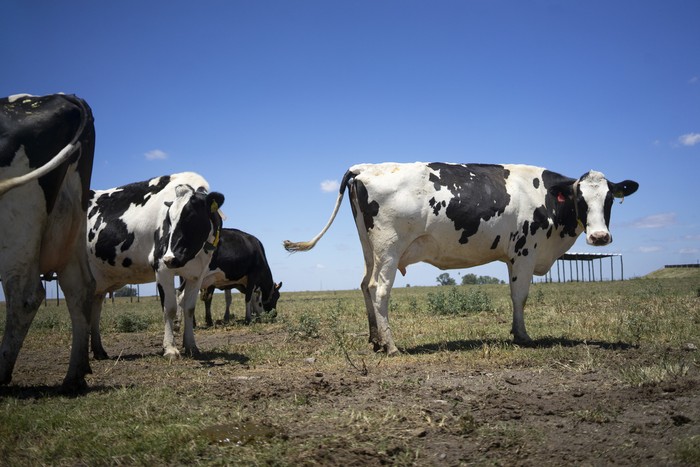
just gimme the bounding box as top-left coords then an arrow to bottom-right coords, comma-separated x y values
0,94 -> 96,390
285,162 -> 638,354
87,172 -> 224,359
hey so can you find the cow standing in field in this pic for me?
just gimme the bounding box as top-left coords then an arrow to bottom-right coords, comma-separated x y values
284,162 -> 638,354
199,228 -> 282,326
87,172 -> 224,359
0,94 -> 96,390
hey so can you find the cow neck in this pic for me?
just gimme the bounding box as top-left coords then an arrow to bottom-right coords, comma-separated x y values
572,180 -> 584,231
203,225 -> 220,253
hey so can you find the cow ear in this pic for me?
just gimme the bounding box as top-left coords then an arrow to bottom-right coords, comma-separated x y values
275,282 -> 283,290
549,182 -> 574,204
207,192 -> 225,212
610,180 -> 639,198
175,184 -> 191,197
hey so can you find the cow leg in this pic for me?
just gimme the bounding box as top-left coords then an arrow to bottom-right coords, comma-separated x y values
0,272 -> 44,385
366,256 -> 400,355
57,248 -> 96,391
179,280 -> 201,357
244,286 -> 263,324
507,260 -> 535,345
223,289 -> 233,323
90,294 -> 109,360
158,275 -> 180,359
202,285 -> 215,327
359,262 -> 380,347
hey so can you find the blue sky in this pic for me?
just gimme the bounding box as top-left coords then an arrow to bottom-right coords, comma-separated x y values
3,1 -> 699,296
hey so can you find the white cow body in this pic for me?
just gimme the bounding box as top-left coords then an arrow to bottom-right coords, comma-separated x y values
285,162 -> 638,354
87,172 -> 224,359
0,94 -> 96,390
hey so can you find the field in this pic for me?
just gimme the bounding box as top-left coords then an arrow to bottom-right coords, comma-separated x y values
1,271 -> 699,466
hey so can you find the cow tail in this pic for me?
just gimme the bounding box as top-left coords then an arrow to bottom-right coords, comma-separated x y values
283,169 -> 355,252
0,94 -> 89,196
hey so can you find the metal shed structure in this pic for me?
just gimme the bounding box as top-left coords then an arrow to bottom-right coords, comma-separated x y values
542,252 -> 624,283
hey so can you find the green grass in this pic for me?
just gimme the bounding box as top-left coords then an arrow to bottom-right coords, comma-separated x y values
0,274 -> 698,465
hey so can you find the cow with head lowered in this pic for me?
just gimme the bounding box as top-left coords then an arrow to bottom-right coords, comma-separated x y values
0,93 -> 96,390
87,172 -> 224,359
198,228 -> 282,326
284,162 -> 638,354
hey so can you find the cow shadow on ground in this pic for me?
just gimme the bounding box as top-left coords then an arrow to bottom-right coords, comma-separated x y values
102,349 -> 250,366
196,350 -> 250,366
0,383 -> 119,400
404,336 -> 637,355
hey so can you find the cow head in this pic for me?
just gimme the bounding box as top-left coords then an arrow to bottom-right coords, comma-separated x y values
263,281 -> 283,312
550,171 -> 638,246
161,185 -> 225,269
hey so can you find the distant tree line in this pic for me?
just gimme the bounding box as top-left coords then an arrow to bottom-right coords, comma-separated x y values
436,272 -> 504,286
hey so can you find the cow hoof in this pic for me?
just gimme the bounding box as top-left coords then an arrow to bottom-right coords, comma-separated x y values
185,347 -> 201,359
93,350 -> 110,361
513,335 -> 534,347
164,348 -> 181,360
60,377 -> 88,394
372,342 -> 400,355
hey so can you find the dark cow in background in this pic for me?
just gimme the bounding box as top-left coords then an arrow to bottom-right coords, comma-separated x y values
199,228 -> 281,326
285,162 -> 638,354
87,172 -> 224,359
0,94 -> 96,390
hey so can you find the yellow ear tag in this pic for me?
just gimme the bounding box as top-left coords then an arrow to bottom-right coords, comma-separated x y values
210,200 -> 219,213
213,228 -> 220,247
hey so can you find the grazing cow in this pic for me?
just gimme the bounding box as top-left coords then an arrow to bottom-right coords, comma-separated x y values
0,93 -> 96,390
87,172 -> 224,359
199,228 -> 282,326
284,162 -> 638,354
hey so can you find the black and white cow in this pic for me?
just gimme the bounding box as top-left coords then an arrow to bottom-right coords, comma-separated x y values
0,93 -> 96,390
284,162 -> 639,354
199,228 -> 282,326
87,172 -> 224,359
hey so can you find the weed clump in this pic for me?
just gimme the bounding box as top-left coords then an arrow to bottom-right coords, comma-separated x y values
116,312 -> 150,333
427,287 -> 494,315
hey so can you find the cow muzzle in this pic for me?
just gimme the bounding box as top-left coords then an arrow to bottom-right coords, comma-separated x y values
162,254 -> 182,268
587,231 -> 612,246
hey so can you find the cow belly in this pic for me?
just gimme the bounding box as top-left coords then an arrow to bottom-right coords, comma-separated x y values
398,234 -> 506,272
40,172 -> 86,273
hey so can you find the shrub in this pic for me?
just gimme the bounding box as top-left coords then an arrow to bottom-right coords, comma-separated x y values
427,287 -> 493,315
116,312 -> 150,333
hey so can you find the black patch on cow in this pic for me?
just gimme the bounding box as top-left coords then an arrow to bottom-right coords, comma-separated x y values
490,235 -> 500,250
157,283 -> 165,308
533,178 -> 540,189
165,190 -> 225,268
514,235 -> 527,255
542,170 -> 578,238
429,197 -> 447,216
354,179 -> 379,231
1,94 -> 95,213
531,206 -> 548,235
426,163 -> 511,244
91,177 -> 173,267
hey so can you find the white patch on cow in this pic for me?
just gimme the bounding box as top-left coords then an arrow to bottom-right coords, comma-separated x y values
577,170 -> 612,245
285,162 -> 637,354
88,172 -> 218,360
7,94 -> 33,103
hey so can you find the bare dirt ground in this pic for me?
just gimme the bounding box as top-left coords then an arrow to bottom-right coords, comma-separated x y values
5,327 -> 699,466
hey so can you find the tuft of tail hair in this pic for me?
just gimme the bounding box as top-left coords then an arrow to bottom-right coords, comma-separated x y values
283,170 -> 354,253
